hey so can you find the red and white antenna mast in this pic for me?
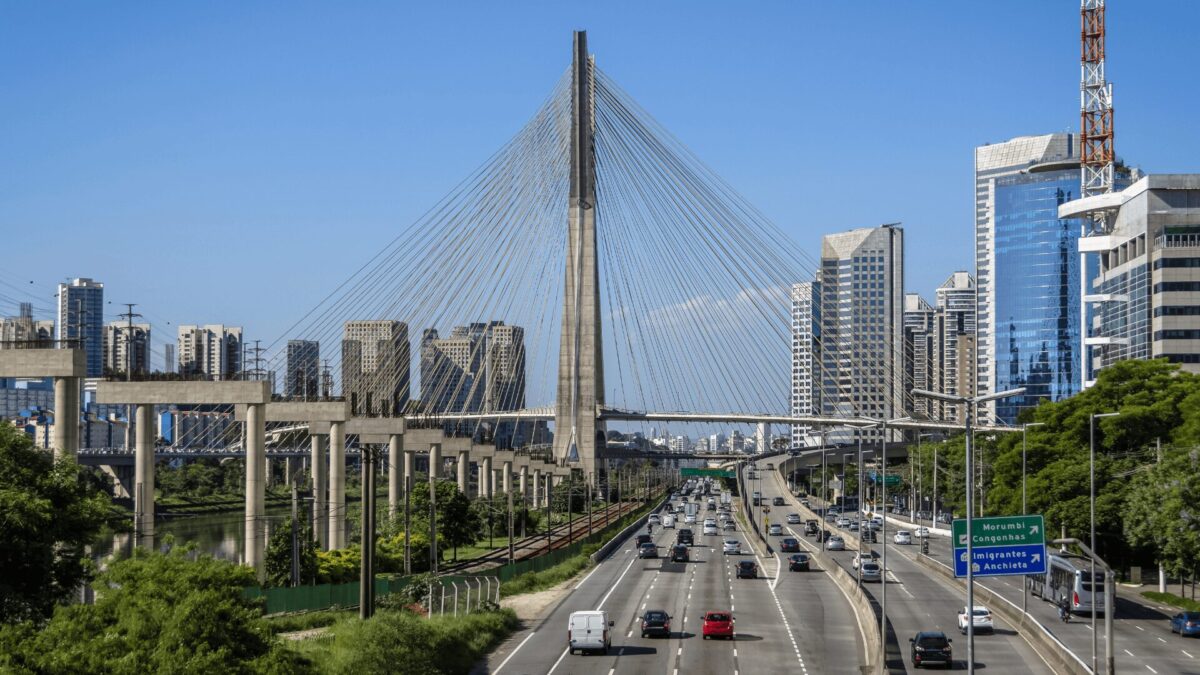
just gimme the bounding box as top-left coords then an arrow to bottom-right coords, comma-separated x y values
1080,0 -> 1114,206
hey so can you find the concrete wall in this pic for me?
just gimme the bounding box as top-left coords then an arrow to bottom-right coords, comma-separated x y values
98,380 -> 270,405
0,349 -> 85,377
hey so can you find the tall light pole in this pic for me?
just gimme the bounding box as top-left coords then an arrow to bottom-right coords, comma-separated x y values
1021,422 -> 1045,613
916,433 -> 933,525
1091,411 -> 1119,673
912,387 -> 1024,675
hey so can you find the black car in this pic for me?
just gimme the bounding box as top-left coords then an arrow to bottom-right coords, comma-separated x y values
635,534 -> 653,547
787,553 -> 810,572
772,496 -> 786,506
780,537 -> 800,553
910,631 -> 953,669
677,528 -> 694,546
640,610 -> 672,638
804,520 -> 819,536
706,502 -> 716,511
736,560 -> 758,579
671,544 -> 689,562
860,529 -> 878,543
638,542 -> 658,558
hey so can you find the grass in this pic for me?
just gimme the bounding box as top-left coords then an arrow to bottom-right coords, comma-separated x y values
264,608 -> 356,635
499,542 -> 601,597
1143,591 -> 1200,612
287,607 -> 519,674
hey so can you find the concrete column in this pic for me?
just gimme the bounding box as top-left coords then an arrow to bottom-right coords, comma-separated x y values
244,403 -> 266,574
329,421 -> 346,549
284,457 -> 294,486
52,377 -> 71,458
403,449 -> 415,497
534,468 -> 543,507
457,450 -> 470,496
429,443 -> 442,484
134,403 -> 155,549
481,457 -> 493,498
67,377 -> 81,455
493,469 -> 502,496
502,461 -> 513,495
388,434 -> 403,517
519,465 -> 529,505
310,434 -> 328,550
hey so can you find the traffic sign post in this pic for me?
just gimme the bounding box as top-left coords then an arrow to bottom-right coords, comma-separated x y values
681,468 -> 734,478
952,514 -> 1047,578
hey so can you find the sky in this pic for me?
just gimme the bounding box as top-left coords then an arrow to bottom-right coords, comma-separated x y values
2,1 -> 1199,362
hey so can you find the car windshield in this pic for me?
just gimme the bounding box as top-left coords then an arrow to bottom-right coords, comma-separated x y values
645,611 -> 667,621
640,543 -> 655,549
739,561 -> 755,568
707,613 -> 730,622
918,636 -> 949,649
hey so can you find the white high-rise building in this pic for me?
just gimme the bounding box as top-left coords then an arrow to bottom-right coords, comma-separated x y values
178,324 -> 242,380
903,294 -> 935,419
102,322 -> 151,377
933,272 -> 976,422
790,281 -> 820,447
818,225 -> 905,443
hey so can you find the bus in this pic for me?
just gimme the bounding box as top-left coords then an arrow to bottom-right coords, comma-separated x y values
1027,552 -> 1107,614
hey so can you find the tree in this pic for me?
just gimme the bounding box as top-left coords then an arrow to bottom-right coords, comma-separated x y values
264,518 -> 318,587
0,546 -> 310,673
0,424 -> 111,625
409,480 -> 479,559
1125,447 -> 1200,580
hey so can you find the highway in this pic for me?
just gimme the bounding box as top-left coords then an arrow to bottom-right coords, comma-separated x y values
883,510 -> 1200,675
744,467 -> 1054,673
487,490 -> 865,674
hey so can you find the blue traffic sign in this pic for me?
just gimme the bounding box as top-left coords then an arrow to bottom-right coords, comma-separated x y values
953,543 -> 1047,577
952,514 -> 1048,578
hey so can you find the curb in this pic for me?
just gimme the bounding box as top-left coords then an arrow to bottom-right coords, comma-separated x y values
589,497 -> 669,565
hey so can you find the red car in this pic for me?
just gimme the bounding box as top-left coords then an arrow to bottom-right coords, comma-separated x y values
701,611 -> 735,640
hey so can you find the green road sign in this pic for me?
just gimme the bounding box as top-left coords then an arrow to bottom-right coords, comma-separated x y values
681,468 -> 734,478
952,515 -> 1045,548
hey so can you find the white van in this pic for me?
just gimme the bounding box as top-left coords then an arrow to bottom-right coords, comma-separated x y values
568,610 -> 613,654
661,514 -> 675,528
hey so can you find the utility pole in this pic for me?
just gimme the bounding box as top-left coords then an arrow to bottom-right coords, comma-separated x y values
359,445 -> 377,619
291,483 -> 300,587
403,462 -> 411,575
587,473 -> 593,535
429,458 -> 438,575
117,303 -> 143,459
507,475 -> 515,565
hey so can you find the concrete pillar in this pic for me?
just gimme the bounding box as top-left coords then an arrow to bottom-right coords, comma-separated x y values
388,434 -> 403,517
329,421 -> 346,549
310,434 -> 328,550
429,443 -> 442,484
534,468 -> 543,507
502,461 -> 513,495
493,469 -> 502,496
519,465 -> 529,505
52,377 -> 71,458
133,403 -> 155,549
101,464 -> 133,499
244,403 -> 266,574
284,457 -> 294,486
403,449 -> 415,495
457,450 -> 470,496
67,377 -> 80,455
481,457 -> 493,498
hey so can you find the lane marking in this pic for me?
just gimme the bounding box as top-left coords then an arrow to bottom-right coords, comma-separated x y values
1136,625 -> 1145,631
1146,666 -> 1158,674
545,646 -> 570,675
1124,649 -> 1135,657
1182,649 -> 1194,658
492,631 -> 536,674
1158,637 -> 1167,643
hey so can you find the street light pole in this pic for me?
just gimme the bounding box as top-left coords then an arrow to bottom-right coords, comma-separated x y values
913,387 -> 1024,675
1091,411 -> 1120,673
1021,422 -> 1044,614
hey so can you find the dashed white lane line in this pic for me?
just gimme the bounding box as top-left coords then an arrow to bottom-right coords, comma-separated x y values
1125,649 -> 1136,657
677,647 -> 682,656
626,630 -> 633,638
546,553 -> 641,675
1146,666 -> 1158,673
1182,649 -> 1194,658
607,669 -> 614,675
1136,625 -> 1145,631
1158,637 -> 1167,643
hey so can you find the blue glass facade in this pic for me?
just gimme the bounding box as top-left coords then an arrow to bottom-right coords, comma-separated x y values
992,170 -> 1088,422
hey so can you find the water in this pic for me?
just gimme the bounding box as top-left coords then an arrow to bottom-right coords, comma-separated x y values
91,505 -> 297,564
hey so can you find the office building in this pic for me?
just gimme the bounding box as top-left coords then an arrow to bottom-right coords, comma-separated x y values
903,294 -> 935,419
1,303 -> 54,348
419,321 -> 525,413
817,224 -> 905,442
56,278 -> 104,377
1063,174 -> 1200,378
178,325 -> 242,380
163,344 -> 175,374
102,322 -> 151,377
790,281 -> 821,447
342,320 -> 410,416
285,340 -> 321,399
933,272 -> 976,422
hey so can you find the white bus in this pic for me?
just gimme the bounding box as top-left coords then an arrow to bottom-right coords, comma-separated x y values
1028,552 -> 1107,614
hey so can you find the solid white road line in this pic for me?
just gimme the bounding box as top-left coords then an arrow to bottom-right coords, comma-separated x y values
492,631 -> 537,674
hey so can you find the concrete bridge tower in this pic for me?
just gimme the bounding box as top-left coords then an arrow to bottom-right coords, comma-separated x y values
553,30 -> 605,479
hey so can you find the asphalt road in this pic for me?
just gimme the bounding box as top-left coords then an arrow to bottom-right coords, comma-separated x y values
746,468 -> 1053,674
885,510 -> 1200,675
486,492 -> 865,674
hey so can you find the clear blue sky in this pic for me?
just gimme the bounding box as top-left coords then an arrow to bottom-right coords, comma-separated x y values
2,1 -> 1197,354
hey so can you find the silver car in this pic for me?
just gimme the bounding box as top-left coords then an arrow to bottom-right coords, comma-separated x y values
722,539 -> 742,555
827,536 -> 846,551
860,561 -> 883,582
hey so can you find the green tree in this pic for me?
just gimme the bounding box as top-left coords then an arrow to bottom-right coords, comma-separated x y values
0,424 -> 111,625
1125,447 -> 1200,580
264,518 -> 318,588
0,546 -> 310,673
409,480 -> 479,560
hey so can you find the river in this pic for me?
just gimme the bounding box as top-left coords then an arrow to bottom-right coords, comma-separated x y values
91,505 -> 298,564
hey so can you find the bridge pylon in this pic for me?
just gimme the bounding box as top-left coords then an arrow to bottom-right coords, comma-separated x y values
553,30 -> 605,482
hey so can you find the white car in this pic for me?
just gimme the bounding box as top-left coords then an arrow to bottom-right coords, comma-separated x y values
786,513 -> 802,524
957,606 -> 994,634
723,539 -> 742,555
826,536 -> 846,551
768,523 -> 783,536
703,523 -> 719,536
836,517 -> 851,528
685,514 -> 697,524
894,531 -> 912,545
860,561 -> 883,582
649,514 -> 661,524
661,515 -> 675,529
722,520 -> 736,531
915,526 -> 930,538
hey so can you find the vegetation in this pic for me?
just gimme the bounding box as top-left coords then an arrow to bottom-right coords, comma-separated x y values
290,606 -> 518,674
0,546 -> 306,674
265,517 -> 319,587
0,424 -> 111,625
1142,591 -> 1200,613
263,608 -> 354,635
499,542 -> 599,597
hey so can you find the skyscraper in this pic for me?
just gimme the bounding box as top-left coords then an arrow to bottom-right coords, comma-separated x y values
933,272 -> 976,422
790,281 -> 820,447
102,322 -> 151,377
178,325 -> 242,380
163,344 -> 175,374
975,133 -> 1106,421
419,321 -> 525,413
817,224 -> 905,442
1,303 -> 54,348
903,293 -> 935,419
56,278 -> 104,377
342,320 -> 410,416
285,340 -> 320,399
